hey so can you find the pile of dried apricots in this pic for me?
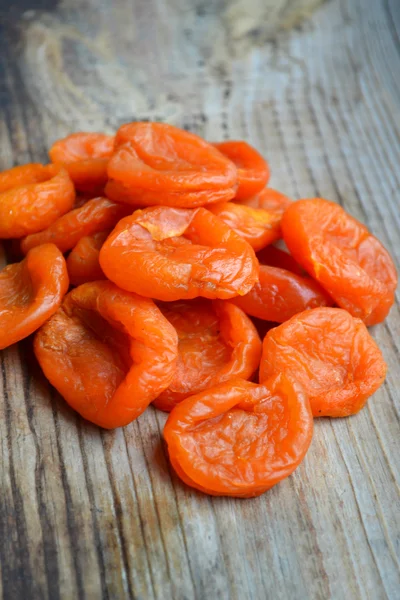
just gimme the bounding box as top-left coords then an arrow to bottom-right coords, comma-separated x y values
0,122 -> 397,498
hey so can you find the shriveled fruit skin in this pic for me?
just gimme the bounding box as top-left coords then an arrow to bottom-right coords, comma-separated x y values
67,231 -> 109,286
237,187 -> 291,214
106,122 -> 238,207
213,140 -> 270,200
209,202 -> 281,251
153,299 -> 262,411
0,244 -> 69,349
282,199 -> 397,325
49,132 -> 115,194
233,265 -> 333,323
99,206 -> 259,301
164,374 -> 313,497
0,164 -> 75,238
260,307 -> 387,417
0,163 -> 52,192
34,281 -> 178,429
20,197 -> 131,254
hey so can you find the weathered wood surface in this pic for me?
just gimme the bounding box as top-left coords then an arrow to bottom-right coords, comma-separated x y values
0,0 -> 400,598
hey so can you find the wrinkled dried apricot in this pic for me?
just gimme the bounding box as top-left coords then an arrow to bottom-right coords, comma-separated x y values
282,199 -> 397,325
49,132 -> 114,193
260,307 -> 387,417
106,122 -> 237,207
233,264 -> 333,323
0,163 -> 51,192
0,244 -> 68,349
213,141 -> 269,200
164,374 -> 313,497
99,206 -> 259,301
0,164 -> 75,238
237,187 -> 291,213
153,299 -> 262,411
209,202 -> 281,251
67,231 -> 108,286
34,281 -> 178,428
20,197 -> 131,254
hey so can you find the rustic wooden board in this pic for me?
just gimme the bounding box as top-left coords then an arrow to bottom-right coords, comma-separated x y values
0,0 -> 399,598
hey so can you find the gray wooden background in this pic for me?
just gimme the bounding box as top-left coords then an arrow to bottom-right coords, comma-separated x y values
0,0 -> 399,598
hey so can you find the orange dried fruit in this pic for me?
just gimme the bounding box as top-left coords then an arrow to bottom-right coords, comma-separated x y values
106,122 -> 238,207
164,374 -> 313,497
34,281 -> 178,428
20,197 -> 131,254
233,264 -> 333,323
99,206 -> 259,301
209,202 -> 281,251
0,244 -> 69,349
213,140 -> 269,200
49,132 -> 115,194
282,199 -> 398,325
153,299 -> 262,411
0,164 -> 74,238
260,307 -> 387,417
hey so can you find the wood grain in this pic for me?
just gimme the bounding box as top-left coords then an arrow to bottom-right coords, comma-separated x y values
0,0 -> 399,598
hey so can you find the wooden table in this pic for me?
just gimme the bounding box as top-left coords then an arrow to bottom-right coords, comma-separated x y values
0,0 -> 399,598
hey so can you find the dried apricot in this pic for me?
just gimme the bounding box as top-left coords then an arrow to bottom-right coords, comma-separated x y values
67,231 -> 108,286
106,122 -> 237,207
20,197 -> 131,254
209,202 -> 281,251
0,164 -> 75,238
260,307 -> 387,417
164,374 -> 313,497
34,281 -> 178,428
237,187 -> 291,213
99,206 -> 259,301
153,299 -> 262,411
49,132 -> 114,193
233,265 -> 333,323
0,244 -> 68,349
0,163 -> 51,192
213,141 -> 269,200
282,199 -> 397,325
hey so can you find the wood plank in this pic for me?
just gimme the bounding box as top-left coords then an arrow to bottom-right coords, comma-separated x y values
0,0 -> 399,598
